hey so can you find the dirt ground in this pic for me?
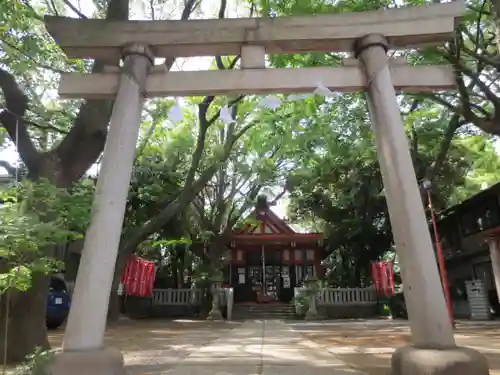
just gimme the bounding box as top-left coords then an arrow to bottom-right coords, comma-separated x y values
44,319 -> 500,375
291,320 -> 500,375
48,318 -> 231,351
48,318 -> 238,374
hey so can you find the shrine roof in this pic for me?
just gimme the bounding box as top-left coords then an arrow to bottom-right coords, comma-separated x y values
228,232 -> 323,243
440,181 -> 500,217
230,196 -> 323,245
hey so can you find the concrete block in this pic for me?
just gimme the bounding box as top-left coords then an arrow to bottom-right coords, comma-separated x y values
391,345 -> 489,375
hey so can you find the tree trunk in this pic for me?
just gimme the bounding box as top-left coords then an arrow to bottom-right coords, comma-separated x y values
107,249 -> 129,322
177,271 -> 184,289
107,283 -> 122,323
489,0 -> 500,51
172,261 -> 178,289
0,273 -> 50,364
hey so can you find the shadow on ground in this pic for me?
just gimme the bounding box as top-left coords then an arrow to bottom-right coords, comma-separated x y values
48,319 -> 240,374
289,320 -> 500,375
45,319 -> 500,375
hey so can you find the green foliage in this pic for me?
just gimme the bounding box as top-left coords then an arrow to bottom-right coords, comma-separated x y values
151,237 -> 193,249
293,293 -> 309,317
286,94 -> 500,286
7,347 -> 53,375
0,179 -> 92,293
0,0 -> 90,149
191,260 -> 224,286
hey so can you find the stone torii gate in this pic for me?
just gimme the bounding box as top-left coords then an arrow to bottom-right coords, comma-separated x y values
44,2 -> 488,375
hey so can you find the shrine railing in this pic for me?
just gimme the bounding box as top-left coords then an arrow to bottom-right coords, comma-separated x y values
294,287 -> 377,305
152,288 -> 201,306
151,288 -> 233,312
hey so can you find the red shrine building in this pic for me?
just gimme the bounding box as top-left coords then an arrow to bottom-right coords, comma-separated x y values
224,198 -> 325,304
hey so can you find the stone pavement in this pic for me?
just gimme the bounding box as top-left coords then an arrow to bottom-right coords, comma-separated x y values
125,320 -> 365,375
45,319 -> 500,375
290,319 -> 500,375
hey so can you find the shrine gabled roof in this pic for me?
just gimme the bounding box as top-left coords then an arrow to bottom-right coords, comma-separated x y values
231,198 -> 322,240
232,204 -> 293,235
265,208 -> 295,234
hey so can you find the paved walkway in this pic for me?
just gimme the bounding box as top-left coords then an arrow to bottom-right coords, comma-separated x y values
47,319 -> 500,374
125,320 -> 365,375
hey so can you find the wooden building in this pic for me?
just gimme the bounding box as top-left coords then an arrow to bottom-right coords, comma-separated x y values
225,199 -> 325,304
56,197 -> 326,305
434,182 -> 500,314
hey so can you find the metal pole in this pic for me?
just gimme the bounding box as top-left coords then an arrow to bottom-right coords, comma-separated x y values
262,244 -> 266,296
303,249 -> 308,281
427,189 -> 455,328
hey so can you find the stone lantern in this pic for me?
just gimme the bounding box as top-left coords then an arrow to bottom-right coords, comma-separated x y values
304,274 -> 319,320
207,276 -> 223,320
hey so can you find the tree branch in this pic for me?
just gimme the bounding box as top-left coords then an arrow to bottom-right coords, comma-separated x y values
270,188 -> 287,206
184,0 -> 241,188
164,0 -> 199,69
424,114 -> 460,183
119,0 -> 250,256
55,0 -> 199,185
61,0 -> 88,19
207,94 -> 244,126
0,160 -> 16,176
0,68 -> 40,173
47,0 -> 60,16
149,0 -> 155,20
0,35 -> 68,75
25,118 -> 68,135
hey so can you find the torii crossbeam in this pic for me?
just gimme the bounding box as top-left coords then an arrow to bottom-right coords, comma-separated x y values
47,2 -> 464,98
44,2 -> 490,375
45,2 -> 460,59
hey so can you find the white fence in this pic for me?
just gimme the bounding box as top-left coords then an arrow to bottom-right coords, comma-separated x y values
152,287 -> 376,307
151,287 -> 373,320
294,287 -> 377,305
152,288 -> 232,307
152,288 -> 202,306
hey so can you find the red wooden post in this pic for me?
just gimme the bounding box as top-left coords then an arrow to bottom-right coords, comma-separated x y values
427,189 -> 455,328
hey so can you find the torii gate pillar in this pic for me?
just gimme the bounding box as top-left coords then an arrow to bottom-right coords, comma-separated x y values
356,34 -> 488,375
47,43 -> 153,375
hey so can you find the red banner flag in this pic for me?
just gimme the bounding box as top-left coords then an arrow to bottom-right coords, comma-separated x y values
371,262 -> 382,294
386,262 -> 395,296
371,261 -> 395,297
121,255 -> 156,297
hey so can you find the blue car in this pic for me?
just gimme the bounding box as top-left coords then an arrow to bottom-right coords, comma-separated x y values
46,275 -> 71,329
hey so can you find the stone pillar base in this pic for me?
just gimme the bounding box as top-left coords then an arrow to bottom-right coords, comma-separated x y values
45,347 -> 125,375
391,345 -> 489,375
206,307 -> 223,320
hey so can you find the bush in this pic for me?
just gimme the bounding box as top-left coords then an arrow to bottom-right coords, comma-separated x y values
8,348 -> 53,375
293,293 -> 309,317
388,293 -> 407,319
377,297 -> 392,316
